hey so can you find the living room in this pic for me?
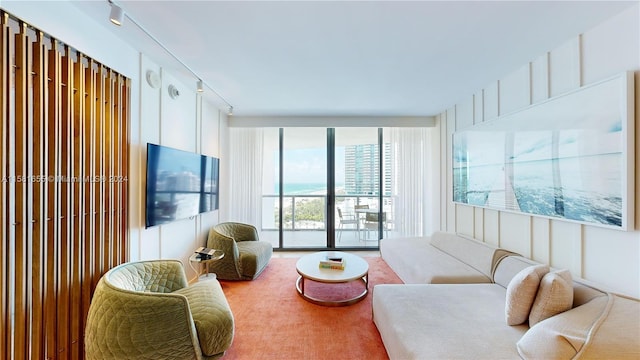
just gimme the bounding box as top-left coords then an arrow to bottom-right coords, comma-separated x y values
1,1 -> 639,359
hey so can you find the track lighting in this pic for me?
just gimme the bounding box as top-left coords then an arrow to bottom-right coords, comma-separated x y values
109,3 -> 124,26
106,0 -> 233,111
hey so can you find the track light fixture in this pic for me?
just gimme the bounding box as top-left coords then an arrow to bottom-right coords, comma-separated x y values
197,79 -> 204,93
109,2 -> 124,26
228,106 -> 234,116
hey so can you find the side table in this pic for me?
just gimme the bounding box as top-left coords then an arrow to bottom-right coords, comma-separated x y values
188,250 -> 224,280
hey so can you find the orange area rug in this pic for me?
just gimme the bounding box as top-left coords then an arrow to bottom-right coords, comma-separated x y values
219,256 -> 402,359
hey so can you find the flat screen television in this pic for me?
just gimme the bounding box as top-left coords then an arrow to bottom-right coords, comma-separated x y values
145,143 -> 219,228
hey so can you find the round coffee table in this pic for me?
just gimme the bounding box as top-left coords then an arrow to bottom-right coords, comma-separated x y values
295,251 -> 369,306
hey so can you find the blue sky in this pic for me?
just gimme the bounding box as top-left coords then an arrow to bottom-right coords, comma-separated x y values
278,147 -> 346,184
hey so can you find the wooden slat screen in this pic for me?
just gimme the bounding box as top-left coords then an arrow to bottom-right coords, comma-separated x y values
1,11 -> 130,360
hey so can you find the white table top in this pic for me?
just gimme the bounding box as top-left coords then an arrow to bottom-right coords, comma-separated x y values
296,251 -> 368,283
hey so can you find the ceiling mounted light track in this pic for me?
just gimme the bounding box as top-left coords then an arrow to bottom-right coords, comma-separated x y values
106,0 -> 234,111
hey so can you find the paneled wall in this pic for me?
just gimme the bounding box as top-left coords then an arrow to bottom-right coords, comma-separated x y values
1,11 -> 130,359
440,5 -> 640,298
129,54 -> 225,281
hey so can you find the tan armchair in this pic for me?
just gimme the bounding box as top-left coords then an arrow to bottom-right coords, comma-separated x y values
206,222 -> 272,280
85,260 -> 234,360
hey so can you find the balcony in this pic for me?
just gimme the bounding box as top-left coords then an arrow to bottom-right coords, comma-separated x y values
260,194 -> 396,249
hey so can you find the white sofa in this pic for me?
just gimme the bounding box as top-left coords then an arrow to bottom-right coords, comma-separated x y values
374,232 -> 640,359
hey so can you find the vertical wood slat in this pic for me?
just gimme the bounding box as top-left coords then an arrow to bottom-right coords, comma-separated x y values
104,69 -> 113,270
114,76 -> 122,264
14,22 -> 30,360
109,71 -> 116,268
94,67 -> 105,286
0,12 -> 9,360
2,10 -> 130,359
70,52 -> 85,359
45,39 -> 61,360
80,60 -> 96,358
123,78 -> 130,262
57,45 -> 73,359
111,75 -> 119,266
30,30 -> 48,360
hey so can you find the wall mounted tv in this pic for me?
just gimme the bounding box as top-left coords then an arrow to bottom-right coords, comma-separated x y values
145,143 -> 219,228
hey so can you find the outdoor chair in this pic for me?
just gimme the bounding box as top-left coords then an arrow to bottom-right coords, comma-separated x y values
337,207 -> 359,241
363,211 -> 389,240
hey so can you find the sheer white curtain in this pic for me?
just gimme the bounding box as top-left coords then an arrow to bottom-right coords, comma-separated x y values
226,128 -> 264,225
389,127 -> 439,237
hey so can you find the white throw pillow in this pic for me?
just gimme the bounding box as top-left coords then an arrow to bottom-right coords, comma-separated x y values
505,264 -> 550,325
528,269 -> 573,326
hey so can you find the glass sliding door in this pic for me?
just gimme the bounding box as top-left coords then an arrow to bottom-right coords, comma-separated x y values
334,128 -> 387,248
259,127 -> 392,250
282,128 -> 327,248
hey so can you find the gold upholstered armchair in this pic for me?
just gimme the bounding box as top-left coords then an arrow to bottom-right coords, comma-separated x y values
84,260 -> 234,360
206,222 -> 273,280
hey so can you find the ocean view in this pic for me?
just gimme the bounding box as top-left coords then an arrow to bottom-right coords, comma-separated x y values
275,183 -> 344,195
453,153 -> 623,227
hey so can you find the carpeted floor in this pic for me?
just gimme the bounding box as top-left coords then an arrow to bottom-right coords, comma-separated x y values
219,256 -> 403,360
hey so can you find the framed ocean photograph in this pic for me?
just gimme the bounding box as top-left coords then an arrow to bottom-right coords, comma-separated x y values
453,72 -> 634,230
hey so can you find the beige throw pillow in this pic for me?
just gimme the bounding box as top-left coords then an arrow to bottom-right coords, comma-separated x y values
529,269 -> 573,326
505,264 -> 550,325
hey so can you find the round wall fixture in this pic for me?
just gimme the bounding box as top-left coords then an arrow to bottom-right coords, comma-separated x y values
168,84 -> 180,99
145,70 -> 160,89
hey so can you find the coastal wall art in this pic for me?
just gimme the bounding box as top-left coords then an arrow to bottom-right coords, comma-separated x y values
453,72 -> 634,230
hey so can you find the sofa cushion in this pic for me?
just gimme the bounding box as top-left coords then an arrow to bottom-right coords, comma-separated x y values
573,281 -> 607,307
173,280 -> 234,356
380,237 -> 493,284
517,294 -> 609,359
578,294 -> 640,359
493,256 -> 541,288
373,283 -> 528,359
529,269 -> 573,326
430,232 -> 504,279
505,265 -> 550,325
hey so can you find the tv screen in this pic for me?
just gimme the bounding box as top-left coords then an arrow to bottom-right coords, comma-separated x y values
145,143 -> 219,228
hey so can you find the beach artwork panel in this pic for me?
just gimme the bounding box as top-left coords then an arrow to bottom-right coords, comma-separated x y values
453,73 -> 633,230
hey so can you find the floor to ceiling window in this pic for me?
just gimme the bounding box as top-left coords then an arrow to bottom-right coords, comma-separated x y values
282,128 -> 328,248
260,127 -> 392,250
334,128 -> 390,248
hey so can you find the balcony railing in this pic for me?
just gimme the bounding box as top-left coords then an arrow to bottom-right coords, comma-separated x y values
261,194 -> 394,231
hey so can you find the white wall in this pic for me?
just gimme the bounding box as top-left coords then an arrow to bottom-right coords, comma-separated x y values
440,5 -> 640,298
132,57 -> 224,282
1,1 -> 227,282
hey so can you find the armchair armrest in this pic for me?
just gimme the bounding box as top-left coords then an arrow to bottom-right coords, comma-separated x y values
207,230 -> 240,260
206,228 -> 242,279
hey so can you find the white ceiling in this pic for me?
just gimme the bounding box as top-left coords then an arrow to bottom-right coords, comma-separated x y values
71,0 -> 636,117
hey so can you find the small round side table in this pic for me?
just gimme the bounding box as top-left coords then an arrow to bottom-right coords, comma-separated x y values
188,250 -> 224,280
